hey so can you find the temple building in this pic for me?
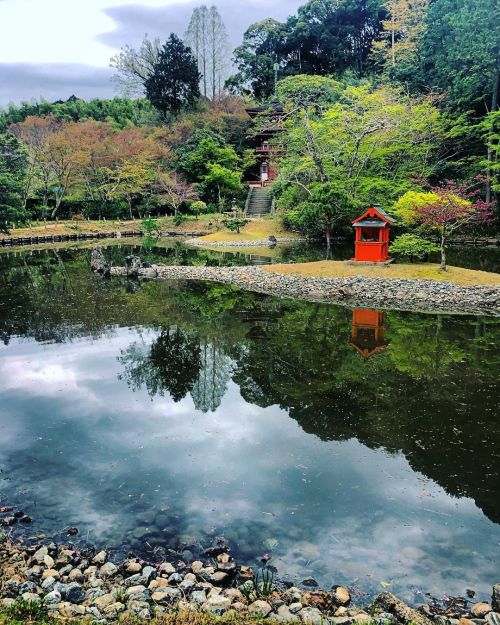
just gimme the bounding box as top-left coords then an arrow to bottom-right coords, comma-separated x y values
350,309 -> 389,359
245,98 -> 285,186
352,205 -> 396,263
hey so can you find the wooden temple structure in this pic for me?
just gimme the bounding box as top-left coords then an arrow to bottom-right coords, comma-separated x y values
245,99 -> 285,186
352,205 -> 395,263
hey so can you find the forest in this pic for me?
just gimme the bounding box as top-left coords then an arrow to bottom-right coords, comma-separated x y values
0,0 -> 498,250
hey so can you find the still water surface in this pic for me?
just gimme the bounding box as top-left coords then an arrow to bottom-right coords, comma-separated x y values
0,244 -> 499,602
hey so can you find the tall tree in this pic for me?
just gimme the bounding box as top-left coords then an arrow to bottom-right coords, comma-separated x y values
145,34 -> 201,117
0,133 -> 28,234
110,35 -> 162,97
185,5 -> 230,99
371,0 -> 429,73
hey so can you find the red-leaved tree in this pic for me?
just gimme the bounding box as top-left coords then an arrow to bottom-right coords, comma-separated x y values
415,178 -> 493,271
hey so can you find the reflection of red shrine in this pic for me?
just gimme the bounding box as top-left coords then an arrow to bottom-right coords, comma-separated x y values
245,99 -> 284,186
352,206 -> 395,263
350,309 -> 388,359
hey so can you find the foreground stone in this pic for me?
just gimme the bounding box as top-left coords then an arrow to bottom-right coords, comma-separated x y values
373,592 -> 434,625
92,250 -> 500,316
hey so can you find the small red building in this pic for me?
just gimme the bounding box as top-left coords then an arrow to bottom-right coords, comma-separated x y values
350,309 -> 388,359
352,205 -> 395,263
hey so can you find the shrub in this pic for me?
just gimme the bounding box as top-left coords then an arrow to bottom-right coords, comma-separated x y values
5,598 -> 48,622
189,200 -> 209,218
222,217 -> 248,234
390,234 -> 439,261
142,217 -> 159,236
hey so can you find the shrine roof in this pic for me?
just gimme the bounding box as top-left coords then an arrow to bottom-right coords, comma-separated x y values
353,219 -> 389,227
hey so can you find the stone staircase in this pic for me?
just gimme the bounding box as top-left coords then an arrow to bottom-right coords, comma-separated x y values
245,186 -> 274,217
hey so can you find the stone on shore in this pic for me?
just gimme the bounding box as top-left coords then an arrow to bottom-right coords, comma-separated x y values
471,603 -> 492,618
373,591 -> 434,625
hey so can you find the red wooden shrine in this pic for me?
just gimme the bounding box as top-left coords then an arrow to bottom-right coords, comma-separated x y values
352,205 -> 395,263
350,309 -> 388,359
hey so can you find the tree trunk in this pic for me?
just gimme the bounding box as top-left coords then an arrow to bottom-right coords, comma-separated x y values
325,226 -> 332,260
128,197 -> 133,220
440,229 -> 447,271
485,71 -> 499,204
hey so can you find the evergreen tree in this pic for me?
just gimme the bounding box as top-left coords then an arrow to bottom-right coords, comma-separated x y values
0,133 -> 28,234
145,34 -> 201,117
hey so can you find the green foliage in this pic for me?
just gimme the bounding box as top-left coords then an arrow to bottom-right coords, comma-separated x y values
5,598 -> 48,622
0,133 -> 29,233
0,96 -> 157,132
142,217 -> 159,236
222,217 -> 249,233
176,130 -> 240,182
389,234 -> 439,261
145,34 -> 201,117
189,200 -> 209,217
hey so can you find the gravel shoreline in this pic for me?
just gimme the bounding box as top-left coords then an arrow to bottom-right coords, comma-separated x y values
90,250 -> 500,316
1,538 -> 499,625
184,237 -> 308,247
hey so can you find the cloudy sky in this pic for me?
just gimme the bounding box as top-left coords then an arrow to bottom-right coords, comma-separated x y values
0,0 -> 301,107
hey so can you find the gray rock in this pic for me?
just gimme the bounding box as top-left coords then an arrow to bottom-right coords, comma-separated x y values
90,248 -> 111,277
191,590 -> 207,606
125,255 -> 143,278
276,605 -> 300,622
290,602 -> 304,614
41,576 -> 56,590
299,606 -> 324,625
179,579 -> 195,592
248,600 -> 273,617
44,590 -> 62,604
377,612 -> 398,625
302,577 -> 319,588
86,588 -> 106,601
86,606 -> 103,620
143,565 -> 157,583
19,581 -> 38,594
168,572 -> 183,585
486,614 -> 500,625
100,562 -> 118,578
65,582 -> 85,604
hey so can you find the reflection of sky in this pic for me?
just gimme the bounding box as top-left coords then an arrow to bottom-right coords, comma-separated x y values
0,330 -> 499,602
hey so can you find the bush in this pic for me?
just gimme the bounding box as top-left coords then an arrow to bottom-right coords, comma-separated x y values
5,598 -> 48,622
390,234 -> 439,261
189,200 -> 209,218
142,217 -> 159,236
222,217 -> 248,233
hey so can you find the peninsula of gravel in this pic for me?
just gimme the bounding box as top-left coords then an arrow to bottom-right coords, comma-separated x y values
90,249 -> 500,316
1,538 -> 499,625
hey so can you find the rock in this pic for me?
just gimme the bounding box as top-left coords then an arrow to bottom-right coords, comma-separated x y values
299,606 -> 324,625
86,606 -> 103,620
191,561 -> 204,574
42,568 -> 59,579
59,602 -> 85,618
68,568 -> 85,583
143,565 -> 157,583
354,614 -> 372,624
33,546 -> 48,562
127,600 -> 151,618
126,561 -> 143,574
44,590 -> 62,604
1,516 -> 16,526
458,619 -> 475,625
239,565 -> 254,580
22,592 -> 40,602
302,577 -> 319,588
94,593 -> 118,610
93,550 -> 107,565
43,554 -> 55,568
203,595 -> 232,614
248,600 -> 273,617
90,248 -> 111,277
100,562 -> 118,578
486,614 -> 500,625
1,599 -> 15,608
86,588 -> 106,601
152,590 -> 180,605
373,593 -> 433,625
41,576 -> 56,590
64,582 -> 85,604
168,572 -> 183,585
126,584 -> 148,598
203,536 -> 230,557
103,602 -> 126,618
19,581 -> 38,594
333,586 -> 351,606
472,604 -> 492,618
159,562 -> 176,575
224,588 -> 244,602
191,590 -> 207,606
210,571 -> 228,584
232,602 -> 248,612
290,603 -> 303,614
179,579 -> 195,592
125,255 -> 142,278
276,604 -> 300,622
303,591 -> 330,610
19,515 -> 32,524
493,586 -> 500,613
377,613 -> 397,625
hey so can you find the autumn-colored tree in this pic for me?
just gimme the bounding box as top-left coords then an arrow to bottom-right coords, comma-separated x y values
412,179 -> 492,270
154,171 -> 198,216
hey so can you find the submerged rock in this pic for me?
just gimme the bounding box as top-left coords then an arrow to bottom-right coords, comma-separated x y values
90,247 -> 110,277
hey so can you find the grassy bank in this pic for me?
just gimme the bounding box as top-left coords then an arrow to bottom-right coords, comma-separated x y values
197,218 -> 296,243
265,260 -> 500,287
0,215 -> 219,240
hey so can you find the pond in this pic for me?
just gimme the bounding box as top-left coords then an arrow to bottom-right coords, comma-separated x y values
0,244 -> 499,604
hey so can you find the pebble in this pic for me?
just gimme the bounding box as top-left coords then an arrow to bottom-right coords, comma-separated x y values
472,604 -> 493,618
299,606 -> 324,625
248,600 -> 273,617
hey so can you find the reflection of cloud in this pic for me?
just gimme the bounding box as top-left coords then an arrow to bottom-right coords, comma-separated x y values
0,329 -> 498,602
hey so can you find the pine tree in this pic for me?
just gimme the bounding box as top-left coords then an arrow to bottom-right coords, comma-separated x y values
145,34 -> 201,117
0,133 -> 28,234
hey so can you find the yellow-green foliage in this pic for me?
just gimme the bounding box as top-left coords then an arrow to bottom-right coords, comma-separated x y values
391,191 -> 439,225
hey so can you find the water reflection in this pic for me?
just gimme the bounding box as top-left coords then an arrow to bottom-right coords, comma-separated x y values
350,309 -> 388,359
0,248 -> 499,601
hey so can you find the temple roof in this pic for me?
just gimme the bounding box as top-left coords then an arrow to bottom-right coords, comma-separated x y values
352,206 -> 396,225
353,219 -> 389,227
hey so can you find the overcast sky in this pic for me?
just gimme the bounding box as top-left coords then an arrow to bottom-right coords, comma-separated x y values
0,0 -> 301,107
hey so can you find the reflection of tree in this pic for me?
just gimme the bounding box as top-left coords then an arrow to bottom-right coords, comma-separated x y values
119,327 -> 202,402
190,340 -> 233,412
